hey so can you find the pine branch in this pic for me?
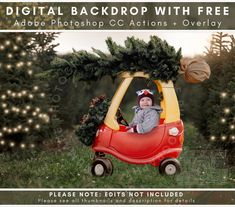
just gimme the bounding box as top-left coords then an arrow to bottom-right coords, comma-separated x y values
51,36 -> 182,83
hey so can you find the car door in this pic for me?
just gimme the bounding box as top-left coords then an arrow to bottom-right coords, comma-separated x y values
110,124 -> 165,159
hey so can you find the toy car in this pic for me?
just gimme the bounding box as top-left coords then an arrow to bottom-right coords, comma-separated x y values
91,72 -> 184,177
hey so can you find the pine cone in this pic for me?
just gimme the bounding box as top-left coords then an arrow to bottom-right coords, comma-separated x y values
90,95 -> 106,107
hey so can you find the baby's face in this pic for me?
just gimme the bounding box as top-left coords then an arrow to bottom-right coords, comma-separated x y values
139,97 -> 153,109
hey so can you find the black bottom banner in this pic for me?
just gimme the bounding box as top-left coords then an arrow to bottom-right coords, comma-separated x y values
0,189 -> 234,205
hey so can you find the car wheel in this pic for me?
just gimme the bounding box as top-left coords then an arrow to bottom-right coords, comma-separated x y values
103,158 -> 113,176
159,158 -> 181,176
91,158 -> 113,177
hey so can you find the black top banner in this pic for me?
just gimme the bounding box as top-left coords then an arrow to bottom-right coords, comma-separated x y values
0,2 -> 234,30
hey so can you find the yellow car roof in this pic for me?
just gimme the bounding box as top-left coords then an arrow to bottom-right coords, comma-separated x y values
104,72 -> 180,130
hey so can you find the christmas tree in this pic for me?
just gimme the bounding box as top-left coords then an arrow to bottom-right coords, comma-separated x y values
30,32 -> 59,72
188,32 -> 235,164
203,33 -> 235,146
75,95 -> 110,146
0,33 -> 53,150
208,82 -> 235,144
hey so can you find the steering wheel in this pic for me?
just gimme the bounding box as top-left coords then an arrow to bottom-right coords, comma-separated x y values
116,108 -> 129,126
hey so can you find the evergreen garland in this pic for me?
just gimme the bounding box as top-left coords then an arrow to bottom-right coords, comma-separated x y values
75,95 -> 110,146
51,36 -> 182,82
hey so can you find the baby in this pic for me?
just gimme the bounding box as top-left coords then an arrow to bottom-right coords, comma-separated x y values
128,89 -> 162,133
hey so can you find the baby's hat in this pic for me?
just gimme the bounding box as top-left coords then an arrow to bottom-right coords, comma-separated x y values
136,89 -> 154,105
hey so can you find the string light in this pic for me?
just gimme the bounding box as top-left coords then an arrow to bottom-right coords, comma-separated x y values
0,45 -> 5,50
27,61 -> 32,66
5,40 -> 11,46
13,128 -> 18,132
7,129 -> 12,134
13,45 -> 18,50
3,127 -> 7,132
22,110 -> 27,115
230,125 -> 235,130
28,70 -> 33,75
221,92 -> 227,98
1,94 -> 6,100
20,143 -> 26,149
210,136 -> 216,141
24,127 -> 29,132
32,112 -> 37,116
30,143 -> 35,148
9,142 -> 15,147
0,132 -> 2,137
7,53 -> 13,58
26,105 -> 31,110
22,90 -> 27,95
221,118 -> 226,123
16,62 -> 24,68
6,64 -> 12,69
17,125 -> 22,130
224,108 -> 230,114
2,103 -> 7,108
17,93 -> 22,98
0,140 -> 5,145
4,109 -> 9,114
36,108 -> 40,112
35,124 -> 40,129
40,93 -> 45,98
28,119 -> 33,124
16,36 -> 22,41
43,114 -> 50,123
221,136 -> 226,141
21,51 -> 26,56
7,90 -> 12,94
231,135 -> 235,140
16,63 -> 21,68
12,92 -> 16,97
33,86 -> 39,91
29,94 -> 34,99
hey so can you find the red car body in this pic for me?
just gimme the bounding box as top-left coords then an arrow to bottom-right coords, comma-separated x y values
92,120 -> 184,167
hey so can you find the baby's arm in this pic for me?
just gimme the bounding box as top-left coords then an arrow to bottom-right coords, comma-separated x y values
128,112 -> 138,127
127,119 -> 136,132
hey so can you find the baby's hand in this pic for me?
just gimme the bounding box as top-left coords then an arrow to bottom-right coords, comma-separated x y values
127,128 -> 134,133
127,126 -> 137,133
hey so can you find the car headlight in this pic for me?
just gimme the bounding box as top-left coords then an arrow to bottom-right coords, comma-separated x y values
169,127 -> 179,136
